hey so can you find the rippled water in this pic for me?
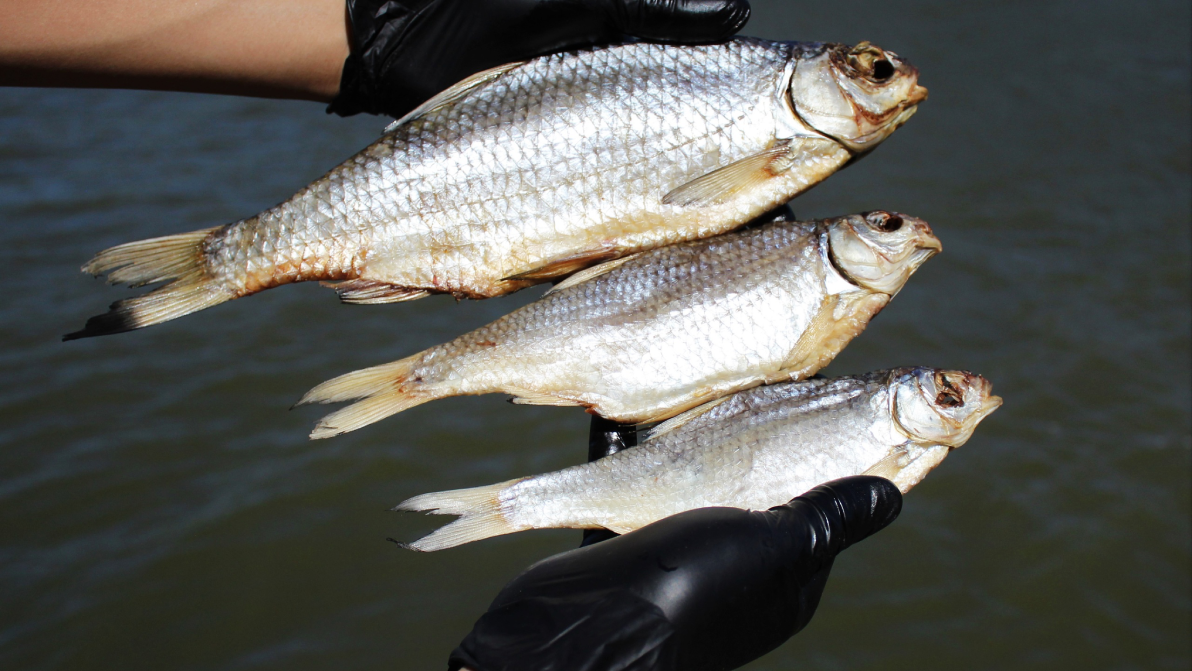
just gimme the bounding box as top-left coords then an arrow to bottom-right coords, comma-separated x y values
1,1 -> 1188,669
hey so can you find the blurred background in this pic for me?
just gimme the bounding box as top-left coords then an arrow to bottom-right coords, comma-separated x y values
1,0 -> 1188,669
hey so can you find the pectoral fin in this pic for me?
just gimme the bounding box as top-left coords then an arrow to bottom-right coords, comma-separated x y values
773,292 -> 890,382
862,448 -> 910,481
662,140 -> 797,208
863,444 -> 952,494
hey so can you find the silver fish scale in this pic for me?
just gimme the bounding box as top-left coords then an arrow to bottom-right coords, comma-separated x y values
203,39 -> 830,296
501,372 -> 905,531
404,218 -> 867,421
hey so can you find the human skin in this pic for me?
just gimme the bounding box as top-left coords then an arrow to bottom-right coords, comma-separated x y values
0,0 -> 348,100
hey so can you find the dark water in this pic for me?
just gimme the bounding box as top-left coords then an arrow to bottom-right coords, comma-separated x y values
1,1 -> 1188,668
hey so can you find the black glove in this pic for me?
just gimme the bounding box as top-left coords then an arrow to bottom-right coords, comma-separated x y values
329,0 -> 752,118
448,475 -> 903,671
580,415 -> 637,546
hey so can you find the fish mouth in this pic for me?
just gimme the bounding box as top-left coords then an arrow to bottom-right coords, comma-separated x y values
907,233 -> 943,270
972,393 -> 1004,424
958,374 -> 1002,428
840,103 -> 922,153
907,84 -> 929,105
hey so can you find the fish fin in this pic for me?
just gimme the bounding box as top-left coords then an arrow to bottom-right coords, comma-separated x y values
661,140 -> 796,208
502,248 -> 620,283
774,293 -> 889,382
543,252 -> 643,296
384,61 -> 526,133
863,444 -> 952,494
324,279 -> 430,304
507,390 -> 583,407
862,448 -> 909,481
888,445 -> 951,494
65,227 -> 232,339
394,479 -> 526,552
307,388 -> 435,439
298,354 -> 421,405
630,385 -> 741,427
645,395 -> 735,440
298,353 -> 436,439
602,523 -> 639,534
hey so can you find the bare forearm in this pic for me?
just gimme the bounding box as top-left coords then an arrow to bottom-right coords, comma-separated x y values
0,0 -> 348,101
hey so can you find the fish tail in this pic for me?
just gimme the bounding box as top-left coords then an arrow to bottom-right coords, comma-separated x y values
394,479 -> 525,552
298,354 -> 437,439
65,226 -> 231,340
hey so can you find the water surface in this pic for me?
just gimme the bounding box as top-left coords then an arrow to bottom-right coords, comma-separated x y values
1,1 -> 1188,668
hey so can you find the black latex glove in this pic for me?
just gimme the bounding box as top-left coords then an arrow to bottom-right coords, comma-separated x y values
448,474 -> 903,671
329,0 -> 752,118
579,415 -> 637,546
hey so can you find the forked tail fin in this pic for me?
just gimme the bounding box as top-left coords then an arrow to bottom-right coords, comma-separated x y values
394,479 -> 526,552
297,353 -> 438,439
65,226 -> 232,340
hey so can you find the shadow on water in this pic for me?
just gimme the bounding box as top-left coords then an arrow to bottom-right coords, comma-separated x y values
0,1 -> 1188,669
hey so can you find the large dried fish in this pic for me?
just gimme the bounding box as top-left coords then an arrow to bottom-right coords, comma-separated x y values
397,368 -> 1001,551
68,38 -> 926,339
299,210 -> 941,437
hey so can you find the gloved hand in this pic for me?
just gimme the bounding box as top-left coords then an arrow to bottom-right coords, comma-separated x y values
329,0 -> 752,118
580,415 -> 637,546
448,473 -> 903,671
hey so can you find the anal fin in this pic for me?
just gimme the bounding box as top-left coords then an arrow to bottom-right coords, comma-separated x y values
324,279 -> 430,305
507,390 -> 583,407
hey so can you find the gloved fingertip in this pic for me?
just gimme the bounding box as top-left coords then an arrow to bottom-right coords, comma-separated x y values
626,0 -> 751,43
789,476 -> 902,553
823,475 -> 903,548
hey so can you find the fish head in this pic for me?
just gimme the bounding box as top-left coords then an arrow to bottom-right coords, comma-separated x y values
827,211 -> 942,295
789,41 -> 928,153
891,368 -> 1002,448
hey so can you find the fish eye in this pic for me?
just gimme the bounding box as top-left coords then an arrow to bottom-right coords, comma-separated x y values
932,371 -> 965,407
872,59 -> 895,81
935,390 -> 964,408
865,211 -> 903,232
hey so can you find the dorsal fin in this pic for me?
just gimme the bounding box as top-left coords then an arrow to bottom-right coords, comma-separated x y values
644,394 -> 734,440
384,61 -> 526,133
502,247 -> 619,282
544,252 -> 642,296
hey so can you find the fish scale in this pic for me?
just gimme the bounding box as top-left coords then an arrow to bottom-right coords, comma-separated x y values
342,40 -> 782,250
69,38 -> 924,338
299,211 -> 941,437
394,368 -> 1001,551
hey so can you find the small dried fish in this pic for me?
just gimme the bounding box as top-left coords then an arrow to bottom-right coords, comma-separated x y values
68,38 -> 926,339
299,210 -> 941,437
397,368 -> 1001,551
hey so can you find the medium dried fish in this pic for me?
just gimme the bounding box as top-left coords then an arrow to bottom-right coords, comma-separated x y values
397,368 -> 1001,551
68,38 -> 926,338
299,210 -> 941,437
